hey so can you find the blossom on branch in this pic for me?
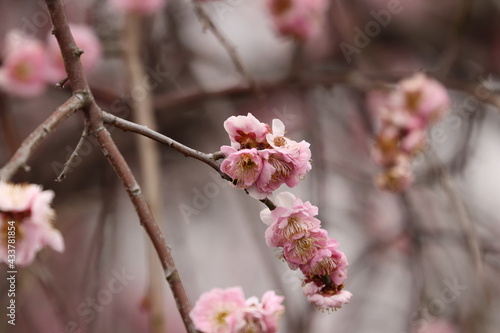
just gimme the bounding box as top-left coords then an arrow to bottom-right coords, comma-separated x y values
221,114 -> 312,199
0,182 -> 64,266
190,286 -> 285,333
0,30 -> 48,97
260,192 -> 351,311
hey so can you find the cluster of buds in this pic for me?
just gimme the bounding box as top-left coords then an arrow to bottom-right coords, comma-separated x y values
190,287 -> 285,333
0,182 -> 64,266
0,26 -> 101,98
261,192 -> 351,310
221,113 -> 311,199
266,0 -> 327,41
367,73 -> 451,192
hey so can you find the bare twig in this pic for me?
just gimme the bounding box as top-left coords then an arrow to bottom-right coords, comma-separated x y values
102,111 -> 226,177
192,2 -> 262,98
0,94 -> 87,182
55,127 -> 90,182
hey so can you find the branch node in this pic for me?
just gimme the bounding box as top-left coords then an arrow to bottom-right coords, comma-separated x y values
56,76 -> 69,88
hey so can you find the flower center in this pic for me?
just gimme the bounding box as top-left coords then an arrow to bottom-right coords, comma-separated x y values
213,309 -> 230,327
1,211 -> 29,243
273,136 -> 287,147
13,62 -> 34,82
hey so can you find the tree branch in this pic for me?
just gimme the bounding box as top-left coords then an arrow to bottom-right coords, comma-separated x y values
55,127 -> 90,182
0,94 -> 86,182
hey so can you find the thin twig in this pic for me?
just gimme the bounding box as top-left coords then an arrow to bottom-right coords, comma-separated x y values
0,94 -> 87,182
192,2 -> 263,98
55,127 -> 90,182
102,111 -> 226,177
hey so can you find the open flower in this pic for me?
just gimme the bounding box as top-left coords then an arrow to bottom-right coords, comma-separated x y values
220,146 -> 264,189
46,24 -> 102,83
0,30 -> 48,97
223,113 -> 270,149
190,287 -> 284,333
0,182 -> 64,266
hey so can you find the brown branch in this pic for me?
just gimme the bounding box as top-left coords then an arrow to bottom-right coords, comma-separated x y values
192,2 -> 263,98
55,127 -> 90,182
44,1 -> 198,331
102,111 -> 226,177
0,94 -> 86,182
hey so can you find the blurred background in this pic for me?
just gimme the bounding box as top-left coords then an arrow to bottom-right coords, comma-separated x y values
1,0 -> 500,332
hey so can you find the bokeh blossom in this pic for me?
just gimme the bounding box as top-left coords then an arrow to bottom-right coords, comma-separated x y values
266,0 -> 327,41
367,73 -> 451,192
0,30 -> 48,97
190,287 -> 284,333
0,182 -> 64,266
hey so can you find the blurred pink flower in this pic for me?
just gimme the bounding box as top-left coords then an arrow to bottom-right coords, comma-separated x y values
223,113 -> 270,149
0,182 -> 64,266
0,30 -> 48,97
46,24 -> 102,83
267,0 -> 327,41
375,155 -> 414,192
220,146 -> 264,189
190,287 -> 285,333
190,287 -> 246,333
109,0 -> 166,15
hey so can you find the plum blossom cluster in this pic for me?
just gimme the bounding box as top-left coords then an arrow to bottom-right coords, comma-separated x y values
0,182 -> 64,266
266,0 -> 327,41
261,192 -> 352,310
221,113 -> 311,199
0,25 -> 101,98
190,286 -> 285,333
367,73 -> 451,192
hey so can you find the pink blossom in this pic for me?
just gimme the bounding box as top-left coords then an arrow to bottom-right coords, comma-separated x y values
190,287 -> 285,333
375,155 -> 414,192
190,287 -> 247,333
220,146 -> 264,189
223,113 -> 270,149
399,73 -> 451,124
306,288 -> 352,310
46,24 -> 102,83
260,192 -> 320,248
109,0 -> 166,15
267,0 -> 327,41
0,182 -> 64,266
300,241 -> 348,284
282,228 -> 329,268
0,30 -> 48,97
260,291 -> 285,332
